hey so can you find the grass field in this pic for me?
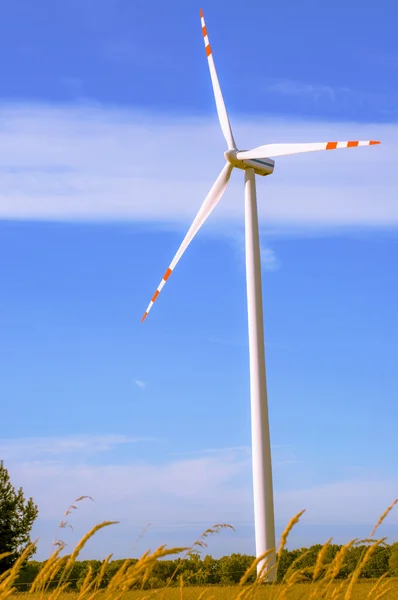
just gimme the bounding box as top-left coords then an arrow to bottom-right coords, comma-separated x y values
11,583 -> 398,600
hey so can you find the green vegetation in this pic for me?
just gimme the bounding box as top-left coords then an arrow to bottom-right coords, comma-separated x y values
11,544 -> 398,590
0,461 -> 38,575
389,543 -> 398,576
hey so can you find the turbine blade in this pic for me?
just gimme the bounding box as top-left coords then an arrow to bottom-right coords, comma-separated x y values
237,140 -> 381,160
141,163 -> 233,322
200,9 -> 236,150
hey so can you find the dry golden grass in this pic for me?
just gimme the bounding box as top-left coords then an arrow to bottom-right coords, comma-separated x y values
2,501 -> 398,600
9,582 -> 398,600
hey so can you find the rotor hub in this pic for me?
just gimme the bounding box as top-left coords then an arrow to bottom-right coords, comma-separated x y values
224,149 -> 239,163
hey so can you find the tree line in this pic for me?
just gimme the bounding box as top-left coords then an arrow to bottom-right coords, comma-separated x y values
12,543 -> 398,589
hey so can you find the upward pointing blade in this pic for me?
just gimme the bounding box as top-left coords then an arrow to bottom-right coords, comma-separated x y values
200,9 -> 236,150
141,162 -> 233,322
237,140 -> 381,160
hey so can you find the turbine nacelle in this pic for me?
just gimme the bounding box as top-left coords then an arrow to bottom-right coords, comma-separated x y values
224,149 -> 275,177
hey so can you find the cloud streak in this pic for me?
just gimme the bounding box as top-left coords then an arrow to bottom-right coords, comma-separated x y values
0,103 -> 395,233
134,379 -> 147,390
0,434 -> 153,461
265,79 -> 338,101
263,79 -> 398,115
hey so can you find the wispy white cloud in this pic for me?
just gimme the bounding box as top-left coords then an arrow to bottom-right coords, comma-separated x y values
265,79 -> 339,102
172,445 -> 299,465
0,434 -> 152,461
277,479 -> 398,527
172,445 -> 250,457
224,228 -> 280,273
263,79 -> 398,114
260,244 -> 280,271
3,435 -> 397,559
134,379 -> 147,390
0,103 -> 395,231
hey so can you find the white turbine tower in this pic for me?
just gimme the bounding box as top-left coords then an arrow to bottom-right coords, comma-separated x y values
141,9 -> 380,581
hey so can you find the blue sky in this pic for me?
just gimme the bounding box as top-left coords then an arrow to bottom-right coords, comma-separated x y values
0,0 -> 397,560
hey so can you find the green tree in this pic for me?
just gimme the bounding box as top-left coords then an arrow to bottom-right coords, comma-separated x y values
341,544 -> 390,579
15,560 -> 42,590
289,544 -> 343,580
276,549 -> 303,582
0,460 -> 38,574
151,558 -> 178,587
389,543 -> 398,576
218,553 -> 255,584
202,554 -> 221,584
361,546 -> 391,579
293,544 -> 324,580
102,559 -> 139,589
75,560 -> 103,590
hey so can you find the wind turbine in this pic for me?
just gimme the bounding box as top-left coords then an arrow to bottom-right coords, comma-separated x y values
141,9 -> 380,581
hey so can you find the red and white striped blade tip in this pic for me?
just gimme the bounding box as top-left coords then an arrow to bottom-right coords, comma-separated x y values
141,267 -> 173,323
326,140 -> 380,149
